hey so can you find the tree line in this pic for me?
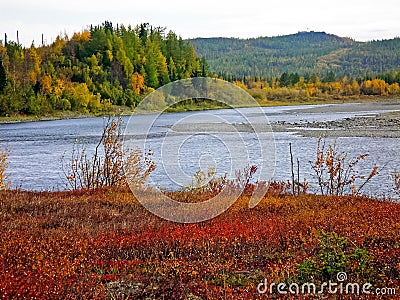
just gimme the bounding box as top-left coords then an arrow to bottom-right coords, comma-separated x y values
1,26 -> 400,117
228,72 -> 400,102
0,21 -> 209,116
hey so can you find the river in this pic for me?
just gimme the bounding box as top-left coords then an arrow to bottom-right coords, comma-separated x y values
1,101 -> 399,199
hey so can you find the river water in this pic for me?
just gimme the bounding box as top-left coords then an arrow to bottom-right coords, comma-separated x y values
1,102 -> 399,199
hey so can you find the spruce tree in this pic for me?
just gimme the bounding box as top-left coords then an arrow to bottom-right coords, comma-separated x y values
0,57 -> 6,93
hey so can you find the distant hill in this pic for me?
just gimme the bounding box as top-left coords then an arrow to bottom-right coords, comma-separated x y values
189,31 -> 400,78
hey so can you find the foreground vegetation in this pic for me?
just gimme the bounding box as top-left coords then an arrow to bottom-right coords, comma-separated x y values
1,117 -> 399,299
0,188 -> 399,299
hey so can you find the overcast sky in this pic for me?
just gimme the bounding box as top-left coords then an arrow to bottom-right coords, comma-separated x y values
2,0 -> 399,46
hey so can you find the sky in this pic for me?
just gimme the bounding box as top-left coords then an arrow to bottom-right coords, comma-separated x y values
1,0 -> 400,46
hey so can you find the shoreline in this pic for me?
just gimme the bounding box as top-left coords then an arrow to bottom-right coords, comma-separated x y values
1,96 -> 399,125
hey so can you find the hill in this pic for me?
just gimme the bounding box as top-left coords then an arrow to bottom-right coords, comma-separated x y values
189,31 -> 400,78
0,22 -> 208,117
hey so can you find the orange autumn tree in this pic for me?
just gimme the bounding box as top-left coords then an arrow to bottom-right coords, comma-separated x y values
131,72 -> 145,95
71,31 -> 91,43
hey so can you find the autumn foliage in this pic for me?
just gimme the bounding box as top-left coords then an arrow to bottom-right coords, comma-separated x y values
232,75 -> 400,104
0,186 -> 399,299
0,22 -> 208,117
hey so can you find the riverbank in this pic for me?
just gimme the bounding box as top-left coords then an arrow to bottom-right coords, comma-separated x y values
0,106 -> 134,124
0,95 -> 399,124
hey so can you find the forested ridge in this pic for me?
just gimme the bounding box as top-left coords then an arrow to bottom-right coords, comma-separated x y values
190,31 -> 400,79
1,26 -> 400,118
0,21 -> 208,116
189,31 -> 400,102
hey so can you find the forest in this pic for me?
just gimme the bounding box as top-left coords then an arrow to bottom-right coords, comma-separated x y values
1,26 -> 400,117
191,31 -> 400,79
229,72 -> 400,104
0,21 -> 208,116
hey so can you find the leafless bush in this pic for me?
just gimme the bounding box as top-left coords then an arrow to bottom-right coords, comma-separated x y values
186,167 -> 229,197
186,165 -> 303,198
125,148 -> 155,190
185,165 -> 260,198
310,138 -> 378,196
63,117 -> 155,190
234,165 -> 258,194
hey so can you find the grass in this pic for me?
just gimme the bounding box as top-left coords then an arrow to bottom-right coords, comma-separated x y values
0,187 -> 399,299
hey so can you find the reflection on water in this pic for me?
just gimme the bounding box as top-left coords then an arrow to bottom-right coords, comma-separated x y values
0,103 -> 399,199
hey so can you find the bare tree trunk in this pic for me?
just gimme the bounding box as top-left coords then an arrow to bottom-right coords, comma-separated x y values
290,143 -> 295,195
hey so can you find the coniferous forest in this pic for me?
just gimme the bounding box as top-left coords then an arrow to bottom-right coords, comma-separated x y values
1,25 -> 400,118
190,31 -> 400,79
0,21 -> 208,117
